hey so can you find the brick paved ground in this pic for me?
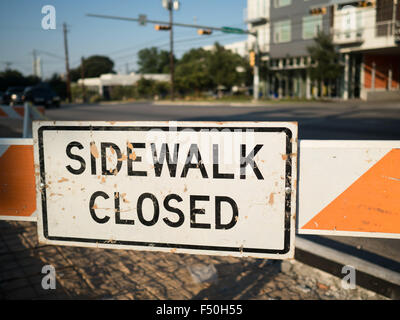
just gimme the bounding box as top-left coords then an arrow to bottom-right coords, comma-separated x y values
0,220 -> 388,300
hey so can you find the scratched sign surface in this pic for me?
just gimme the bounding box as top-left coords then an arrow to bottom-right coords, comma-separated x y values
33,121 -> 297,259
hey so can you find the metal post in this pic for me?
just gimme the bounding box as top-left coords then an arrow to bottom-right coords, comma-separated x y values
22,103 -> 31,138
169,5 -> 175,101
343,54 -> 349,100
253,31 -> 259,101
63,23 -> 72,103
371,61 -> 376,91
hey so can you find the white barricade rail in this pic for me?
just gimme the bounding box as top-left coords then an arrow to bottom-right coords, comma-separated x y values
0,104 -> 45,120
1,125 -> 400,260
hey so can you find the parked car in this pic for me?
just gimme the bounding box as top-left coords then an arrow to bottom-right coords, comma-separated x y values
3,86 -> 25,105
0,91 -> 4,104
22,86 -> 60,108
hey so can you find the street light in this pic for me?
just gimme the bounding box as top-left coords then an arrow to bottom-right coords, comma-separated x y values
162,0 -> 180,101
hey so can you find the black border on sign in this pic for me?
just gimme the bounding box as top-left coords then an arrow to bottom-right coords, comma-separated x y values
38,125 -> 294,255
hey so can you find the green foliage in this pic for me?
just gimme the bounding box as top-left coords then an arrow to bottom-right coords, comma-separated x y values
175,48 -> 213,94
0,69 -> 40,91
136,77 -> 156,98
137,47 -> 173,74
307,32 -> 343,83
70,55 -> 115,82
47,73 -> 67,99
71,85 -> 102,103
207,43 -> 247,89
109,85 -> 135,101
174,43 -> 251,95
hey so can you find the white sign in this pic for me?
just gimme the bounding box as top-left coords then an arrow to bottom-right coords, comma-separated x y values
33,121 -> 297,259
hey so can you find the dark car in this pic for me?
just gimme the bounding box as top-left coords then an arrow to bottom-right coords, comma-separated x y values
22,86 -> 60,108
3,86 -> 25,105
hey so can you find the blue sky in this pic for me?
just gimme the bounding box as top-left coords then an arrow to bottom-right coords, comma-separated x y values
0,0 -> 248,78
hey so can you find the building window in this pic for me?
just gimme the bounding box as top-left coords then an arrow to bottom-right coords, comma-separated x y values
274,0 -> 292,8
302,15 -> 323,39
274,20 -> 291,43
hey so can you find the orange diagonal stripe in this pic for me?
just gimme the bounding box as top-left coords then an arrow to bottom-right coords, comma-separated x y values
302,149 -> 400,234
0,108 -> 7,117
0,145 -> 36,217
13,106 -> 25,117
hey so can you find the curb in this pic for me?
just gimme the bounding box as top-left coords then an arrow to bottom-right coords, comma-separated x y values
295,237 -> 400,299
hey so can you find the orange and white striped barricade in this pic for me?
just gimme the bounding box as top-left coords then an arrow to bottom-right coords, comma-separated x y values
0,138 -> 37,221
0,104 -> 45,120
0,103 -> 46,138
298,140 -> 400,239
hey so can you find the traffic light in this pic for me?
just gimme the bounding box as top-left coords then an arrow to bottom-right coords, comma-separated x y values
309,7 -> 327,15
249,51 -> 256,67
155,24 -> 171,31
357,1 -> 374,7
197,29 -> 212,35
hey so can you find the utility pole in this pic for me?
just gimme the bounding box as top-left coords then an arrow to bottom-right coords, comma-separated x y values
63,23 -> 72,103
169,6 -> 175,101
81,56 -> 87,103
32,49 -> 37,77
87,11 -> 256,100
162,0 -> 180,101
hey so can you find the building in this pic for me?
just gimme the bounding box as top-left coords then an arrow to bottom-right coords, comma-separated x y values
246,0 -> 400,100
268,0 -> 333,99
202,40 -> 250,57
332,0 -> 400,100
77,72 -> 170,99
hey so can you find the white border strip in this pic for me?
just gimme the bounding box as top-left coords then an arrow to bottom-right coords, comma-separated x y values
0,215 -> 36,222
300,140 -> 400,148
297,229 -> 400,239
0,138 -> 33,145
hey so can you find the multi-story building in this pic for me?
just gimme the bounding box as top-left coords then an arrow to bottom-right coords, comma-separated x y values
246,0 -> 400,100
333,0 -> 400,100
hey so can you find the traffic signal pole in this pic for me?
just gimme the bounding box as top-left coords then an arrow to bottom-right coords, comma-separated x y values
169,7 -> 175,101
86,13 -> 259,100
252,31 -> 260,101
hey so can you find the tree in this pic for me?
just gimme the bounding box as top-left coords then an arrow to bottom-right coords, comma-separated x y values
207,43 -> 249,91
0,69 -> 40,91
46,73 -> 67,99
70,55 -> 115,81
307,31 -> 343,97
175,48 -> 214,95
137,47 -> 174,74
174,43 -> 251,96
136,77 -> 156,98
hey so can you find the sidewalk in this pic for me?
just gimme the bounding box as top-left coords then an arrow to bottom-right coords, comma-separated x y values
0,220 -> 388,300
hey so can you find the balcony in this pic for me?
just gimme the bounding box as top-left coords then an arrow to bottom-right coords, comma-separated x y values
333,28 -> 364,45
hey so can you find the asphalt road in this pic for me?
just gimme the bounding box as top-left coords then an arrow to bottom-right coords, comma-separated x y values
1,100 -> 400,275
45,100 -> 400,140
